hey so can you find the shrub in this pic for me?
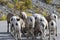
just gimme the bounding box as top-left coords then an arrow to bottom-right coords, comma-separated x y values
26,12 -> 32,16
45,0 -> 52,4
57,8 -> 60,12
1,15 -> 7,21
42,11 -> 48,17
0,0 -> 8,5
7,3 -> 14,9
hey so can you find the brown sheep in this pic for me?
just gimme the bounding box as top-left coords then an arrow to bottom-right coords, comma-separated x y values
7,13 -> 14,33
45,15 -> 51,22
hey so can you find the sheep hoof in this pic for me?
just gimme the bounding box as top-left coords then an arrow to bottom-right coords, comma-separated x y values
53,38 -> 55,40
56,34 -> 57,36
18,39 -> 21,40
7,31 -> 9,33
40,38 -> 43,40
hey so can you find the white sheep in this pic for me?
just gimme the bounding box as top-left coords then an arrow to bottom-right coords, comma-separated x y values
34,19 -> 47,40
39,14 -> 48,29
33,14 -> 48,29
20,12 -> 27,21
40,21 -> 48,40
49,20 -> 57,40
50,14 -> 58,22
10,16 -> 25,40
45,14 -> 58,36
25,16 -> 35,37
50,14 -> 58,36
33,14 -> 48,39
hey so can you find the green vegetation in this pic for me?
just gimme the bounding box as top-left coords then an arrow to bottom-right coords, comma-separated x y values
41,8 -> 48,17
7,0 -> 48,17
9,0 -> 32,11
0,0 -> 8,5
0,12 -> 7,21
0,15 -> 7,21
45,0 -> 52,4
42,11 -> 48,17
0,0 -> 50,21
7,3 -> 14,9
1,15 -> 7,21
57,8 -> 60,12
26,12 -> 32,16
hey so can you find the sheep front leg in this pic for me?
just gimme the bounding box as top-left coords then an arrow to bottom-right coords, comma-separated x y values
53,29 -> 56,40
40,28 -> 45,40
19,29 -> 22,40
48,26 -> 50,40
40,31 -> 44,40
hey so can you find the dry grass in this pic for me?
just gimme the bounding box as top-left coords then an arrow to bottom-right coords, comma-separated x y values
57,8 -> 60,12
26,12 -> 32,16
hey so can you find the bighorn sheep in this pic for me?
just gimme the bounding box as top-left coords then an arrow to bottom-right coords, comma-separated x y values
25,16 -> 35,37
33,14 -> 48,39
49,20 -> 57,40
7,13 -> 14,33
45,14 -> 58,36
10,16 -> 25,40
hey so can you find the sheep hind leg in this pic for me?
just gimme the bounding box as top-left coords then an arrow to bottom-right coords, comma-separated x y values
40,31 -> 44,40
55,27 -> 57,36
7,22 -> 9,33
18,29 -> 22,40
53,30 -> 56,40
15,31 -> 21,40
